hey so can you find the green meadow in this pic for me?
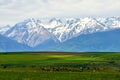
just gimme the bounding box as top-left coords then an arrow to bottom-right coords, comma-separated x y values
0,52 -> 120,80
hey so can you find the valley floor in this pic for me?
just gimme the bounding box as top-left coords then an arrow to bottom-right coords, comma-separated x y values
0,52 -> 120,80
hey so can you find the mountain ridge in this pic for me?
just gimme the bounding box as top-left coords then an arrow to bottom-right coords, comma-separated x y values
0,17 -> 120,52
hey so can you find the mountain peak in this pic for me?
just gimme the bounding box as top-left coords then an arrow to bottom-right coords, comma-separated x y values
13,18 -> 42,30
49,18 -> 62,24
66,18 -> 80,25
25,18 -> 41,23
0,25 -> 11,34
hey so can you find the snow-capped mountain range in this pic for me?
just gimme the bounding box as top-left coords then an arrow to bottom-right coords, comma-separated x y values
0,17 -> 120,48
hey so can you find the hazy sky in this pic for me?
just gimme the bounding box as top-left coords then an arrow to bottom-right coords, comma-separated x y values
0,0 -> 120,25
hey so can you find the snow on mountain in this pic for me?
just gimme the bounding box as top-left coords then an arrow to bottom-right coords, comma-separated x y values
47,17 -> 120,42
97,17 -> 120,29
0,25 -> 11,34
45,17 -> 107,42
41,18 -> 62,29
4,18 -> 57,47
2,17 -> 120,47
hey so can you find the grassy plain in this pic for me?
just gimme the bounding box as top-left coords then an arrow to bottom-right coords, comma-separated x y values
0,52 -> 120,80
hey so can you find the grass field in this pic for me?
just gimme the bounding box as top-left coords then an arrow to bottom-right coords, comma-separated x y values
0,52 -> 120,80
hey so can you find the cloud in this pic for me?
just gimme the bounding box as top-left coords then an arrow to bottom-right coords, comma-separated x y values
0,0 -> 120,25
0,0 -> 12,6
